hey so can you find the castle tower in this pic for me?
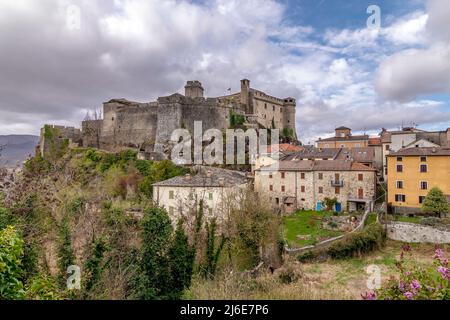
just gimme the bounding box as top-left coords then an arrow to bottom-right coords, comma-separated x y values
283,98 -> 297,139
185,81 -> 204,98
240,79 -> 250,112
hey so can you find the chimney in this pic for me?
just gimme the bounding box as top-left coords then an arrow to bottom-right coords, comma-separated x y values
206,170 -> 213,178
218,178 -> 225,187
185,174 -> 192,181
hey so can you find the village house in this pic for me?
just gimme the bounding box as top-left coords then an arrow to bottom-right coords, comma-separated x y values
387,147 -> 450,215
152,166 -> 249,224
316,127 -> 370,149
381,127 -> 450,180
254,159 -> 377,214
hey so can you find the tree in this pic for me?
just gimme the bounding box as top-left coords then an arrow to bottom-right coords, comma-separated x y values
200,218 -> 225,279
139,207 -> 173,299
422,187 -> 450,218
166,221 -> 195,299
324,197 -> 338,212
0,226 -> 25,299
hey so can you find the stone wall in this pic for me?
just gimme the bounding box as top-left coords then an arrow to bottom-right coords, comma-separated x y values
386,221 -> 450,243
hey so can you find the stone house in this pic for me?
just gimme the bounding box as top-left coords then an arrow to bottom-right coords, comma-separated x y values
254,159 -> 376,214
152,166 -> 249,224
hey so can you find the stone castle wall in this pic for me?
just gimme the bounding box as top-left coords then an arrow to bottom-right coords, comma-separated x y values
40,80 -> 298,157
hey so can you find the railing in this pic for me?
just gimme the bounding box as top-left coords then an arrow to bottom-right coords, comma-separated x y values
330,180 -> 344,187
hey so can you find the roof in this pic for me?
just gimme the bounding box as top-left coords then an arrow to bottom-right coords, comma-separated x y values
335,148 -> 375,163
368,137 -> 381,146
283,147 -> 375,163
282,148 -> 340,161
258,159 -> 375,172
336,126 -> 351,130
264,144 -> 304,154
388,147 -> 450,157
153,166 -> 248,187
317,134 -> 369,142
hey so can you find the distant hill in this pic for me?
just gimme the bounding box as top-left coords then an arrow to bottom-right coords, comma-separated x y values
0,135 -> 39,167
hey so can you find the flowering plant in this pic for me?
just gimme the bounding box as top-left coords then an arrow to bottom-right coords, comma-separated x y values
362,245 -> 449,300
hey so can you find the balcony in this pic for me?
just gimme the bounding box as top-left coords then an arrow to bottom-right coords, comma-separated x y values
330,180 -> 344,187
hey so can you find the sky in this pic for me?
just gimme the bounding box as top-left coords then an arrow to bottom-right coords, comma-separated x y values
0,0 -> 449,144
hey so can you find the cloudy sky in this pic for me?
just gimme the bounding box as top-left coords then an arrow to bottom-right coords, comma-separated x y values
0,0 -> 449,144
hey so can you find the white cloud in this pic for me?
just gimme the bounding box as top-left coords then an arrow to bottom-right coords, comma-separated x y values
375,0 -> 450,101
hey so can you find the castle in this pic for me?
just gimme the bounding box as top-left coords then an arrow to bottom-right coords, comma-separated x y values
39,79 -> 297,159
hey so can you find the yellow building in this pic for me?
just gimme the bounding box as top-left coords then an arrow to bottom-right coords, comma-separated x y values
316,127 -> 370,149
387,147 -> 450,214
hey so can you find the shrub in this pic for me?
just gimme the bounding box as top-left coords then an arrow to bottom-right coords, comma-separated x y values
278,265 -> 302,284
327,224 -> 385,259
420,217 -> 441,227
0,226 -> 25,299
297,251 -> 315,263
422,187 -> 450,217
26,275 -> 61,300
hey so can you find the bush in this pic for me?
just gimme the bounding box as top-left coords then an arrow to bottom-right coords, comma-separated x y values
0,226 -> 25,299
278,265 -> 302,284
297,251 -> 315,263
420,217 -> 442,227
327,224 -> 385,259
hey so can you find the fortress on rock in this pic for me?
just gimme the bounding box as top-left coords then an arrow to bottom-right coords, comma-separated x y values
39,79 -> 297,159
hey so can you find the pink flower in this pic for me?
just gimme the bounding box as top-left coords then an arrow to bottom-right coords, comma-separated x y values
434,249 -> 444,260
403,245 -> 412,252
410,280 -> 421,291
362,291 -> 376,300
399,281 -> 405,291
404,292 -> 414,300
438,266 -> 450,280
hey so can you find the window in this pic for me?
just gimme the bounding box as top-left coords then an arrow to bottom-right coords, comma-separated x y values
281,186 -> 285,192
335,187 -> 340,195
318,187 -> 323,194
169,190 -> 174,200
395,194 -> 406,202
281,172 -> 286,179
264,103 -> 267,109
385,167 -> 388,175
419,196 -> 426,204
273,105 -> 275,111
397,157 -> 403,162
397,165 -> 403,172
335,173 -> 340,181
300,173 -> 305,179
396,181 -> 404,189
358,173 -> 363,181
355,143 -> 361,148
301,186 -> 305,193
209,193 -> 213,200
385,145 -> 390,151
169,206 -> 174,214
420,164 -> 427,173
318,173 -> 323,180
420,156 -> 427,162
420,181 -> 428,190
269,185 -> 273,191
208,208 -> 213,214
269,174 -> 273,179
275,198 -> 280,205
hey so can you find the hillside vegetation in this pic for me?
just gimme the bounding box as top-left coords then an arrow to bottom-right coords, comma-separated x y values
0,145 -> 280,299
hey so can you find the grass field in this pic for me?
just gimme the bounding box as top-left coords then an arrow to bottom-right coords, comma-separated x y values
283,210 -> 344,247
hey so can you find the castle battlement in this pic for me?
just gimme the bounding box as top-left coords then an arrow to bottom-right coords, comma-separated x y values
40,79 -> 298,158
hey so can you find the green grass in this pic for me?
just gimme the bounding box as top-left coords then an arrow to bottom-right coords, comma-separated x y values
283,211 -> 343,248
365,213 -> 377,226
393,215 -> 421,224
